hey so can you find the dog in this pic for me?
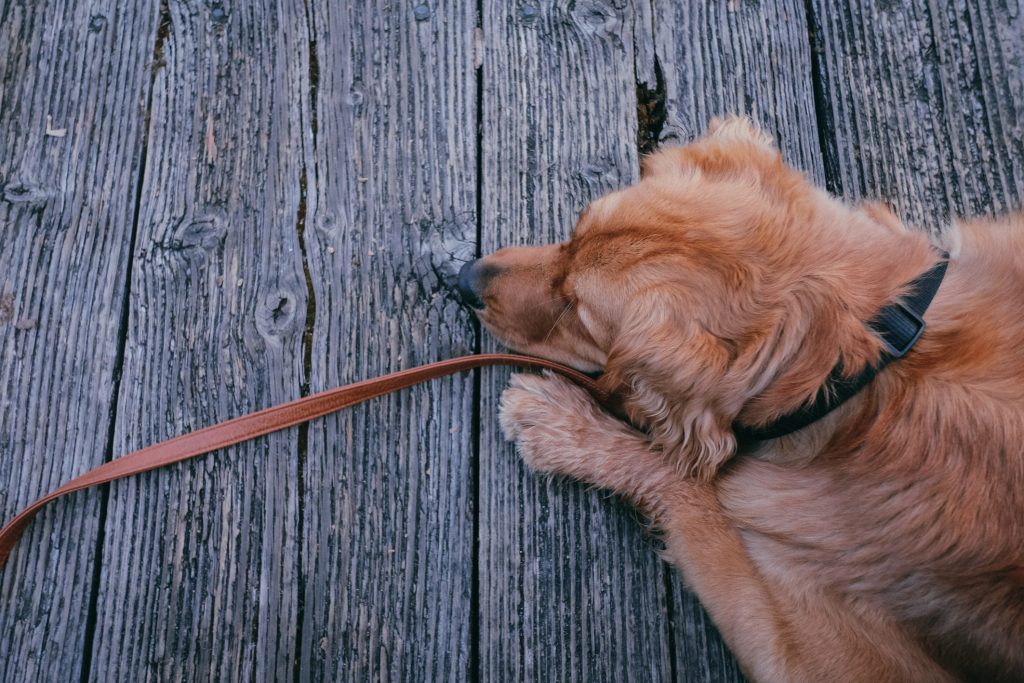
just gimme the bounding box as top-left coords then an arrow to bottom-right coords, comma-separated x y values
456,116 -> 1024,682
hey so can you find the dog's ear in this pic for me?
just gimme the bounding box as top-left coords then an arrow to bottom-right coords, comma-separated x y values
704,115 -> 774,148
599,291 -> 752,481
641,116 -> 775,179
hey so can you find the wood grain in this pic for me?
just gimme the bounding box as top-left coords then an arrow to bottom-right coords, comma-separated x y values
1,1 -> 1021,681
478,2 -> 682,680
651,0 -> 825,185
295,1 -> 479,680
810,0 -> 1024,224
0,2 -> 159,681
84,1 -> 309,679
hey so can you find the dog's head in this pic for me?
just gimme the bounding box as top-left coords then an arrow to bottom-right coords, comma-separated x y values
460,116 -> 930,479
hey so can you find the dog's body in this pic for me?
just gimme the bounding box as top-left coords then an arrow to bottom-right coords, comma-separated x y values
460,117 -> 1024,681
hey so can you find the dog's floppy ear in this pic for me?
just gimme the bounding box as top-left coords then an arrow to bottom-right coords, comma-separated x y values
641,115 -> 774,179
599,290 -> 751,481
704,114 -> 774,148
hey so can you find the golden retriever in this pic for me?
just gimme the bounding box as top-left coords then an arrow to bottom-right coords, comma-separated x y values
458,116 -> 1024,682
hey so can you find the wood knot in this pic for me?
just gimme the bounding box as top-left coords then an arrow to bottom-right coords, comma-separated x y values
2,181 -> 52,206
575,156 -> 622,196
254,290 -> 303,341
518,2 -> 540,24
152,216 -> 226,256
569,0 -> 622,37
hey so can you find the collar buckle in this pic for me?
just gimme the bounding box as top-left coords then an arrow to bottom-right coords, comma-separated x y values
877,301 -> 926,358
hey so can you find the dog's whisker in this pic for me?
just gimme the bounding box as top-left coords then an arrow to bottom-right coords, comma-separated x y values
542,302 -> 573,344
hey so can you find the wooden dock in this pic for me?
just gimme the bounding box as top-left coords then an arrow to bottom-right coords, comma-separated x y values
1,1 -> 1021,680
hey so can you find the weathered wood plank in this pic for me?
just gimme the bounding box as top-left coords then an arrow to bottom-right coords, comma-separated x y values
651,0 -> 825,183
478,3 -> 681,680
650,2 -> 824,679
295,2 -> 479,680
0,2 -> 159,680
2,2 -> 1017,681
84,1 -> 309,679
810,0 -> 1024,224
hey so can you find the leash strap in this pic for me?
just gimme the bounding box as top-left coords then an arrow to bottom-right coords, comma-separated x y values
0,354 -> 605,568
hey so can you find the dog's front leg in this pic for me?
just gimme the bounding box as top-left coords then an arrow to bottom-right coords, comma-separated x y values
499,372 -> 796,681
499,372 -> 678,513
497,372 -> 953,683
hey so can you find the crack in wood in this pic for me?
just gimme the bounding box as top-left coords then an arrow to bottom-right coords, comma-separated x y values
77,2 -> 172,682
803,0 -> 843,195
293,2 -> 321,679
636,55 -> 666,158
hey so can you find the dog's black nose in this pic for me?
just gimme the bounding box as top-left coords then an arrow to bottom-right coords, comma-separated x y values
456,259 -> 486,309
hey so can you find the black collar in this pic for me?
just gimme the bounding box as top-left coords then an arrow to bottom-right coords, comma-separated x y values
735,253 -> 950,441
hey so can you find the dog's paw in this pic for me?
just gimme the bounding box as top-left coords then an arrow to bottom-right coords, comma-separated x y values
498,371 -> 591,439
498,373 -> 673,505
498,371 -> 606,475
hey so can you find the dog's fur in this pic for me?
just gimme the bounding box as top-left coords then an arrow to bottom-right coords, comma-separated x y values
469,117 -> 1024,682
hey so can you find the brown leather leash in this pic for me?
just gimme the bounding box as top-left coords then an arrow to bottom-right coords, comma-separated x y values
0,353 -> 605,569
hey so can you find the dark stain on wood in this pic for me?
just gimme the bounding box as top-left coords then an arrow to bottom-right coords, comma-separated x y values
637,56 -> 668,158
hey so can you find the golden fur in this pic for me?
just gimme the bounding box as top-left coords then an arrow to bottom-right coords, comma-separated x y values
471,117 -> 1024,681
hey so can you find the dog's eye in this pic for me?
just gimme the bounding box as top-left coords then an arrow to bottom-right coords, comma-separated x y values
550,272 -> 568,294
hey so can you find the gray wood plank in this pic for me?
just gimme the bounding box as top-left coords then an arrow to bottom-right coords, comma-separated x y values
0,2 -> 159,681
810,0 -> 1024,224
3,3 -> 1016,681
650,2 -> 824,679
478,3 -> 679,681
85,1 -> 309,679
652,0 -> 825,184
295,2 -> 479,680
